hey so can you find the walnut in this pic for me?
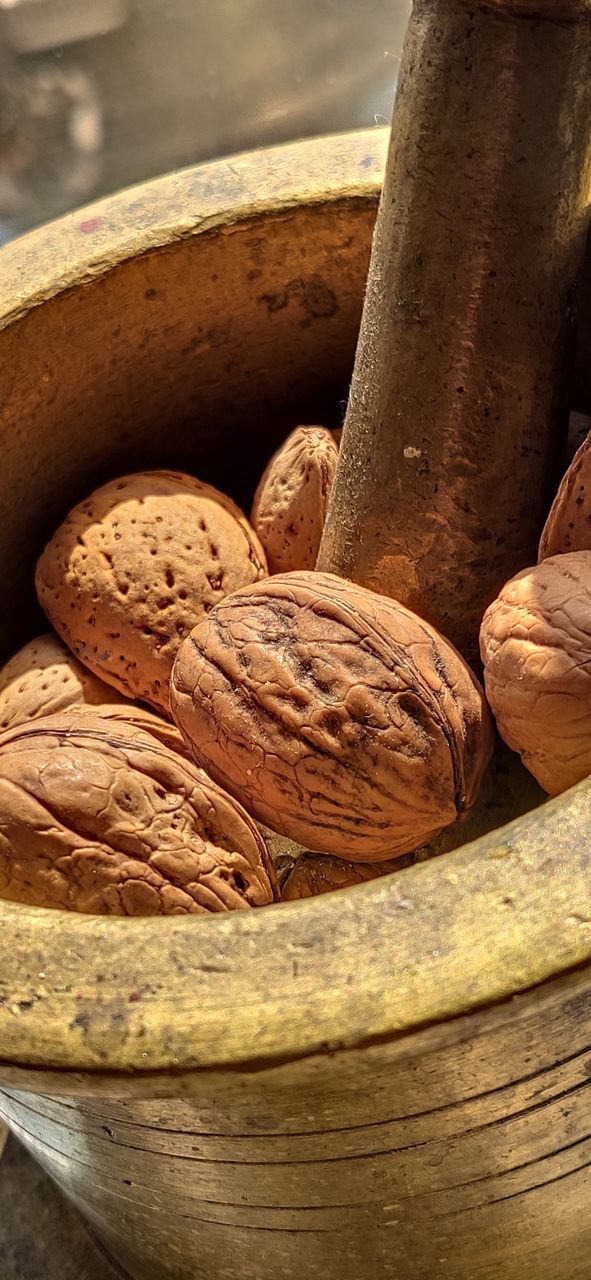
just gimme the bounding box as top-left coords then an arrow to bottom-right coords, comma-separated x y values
171,571 -> 494,860
251,426 -> 338,573
539,430 -> 591,560
67,701 -> 191,759
0,633 -> 134,732
256,823 -> 306,880
36,470 -> 267,715
281,853 -> 393,900
0,710 -> 277,915
480,551 -> 591,795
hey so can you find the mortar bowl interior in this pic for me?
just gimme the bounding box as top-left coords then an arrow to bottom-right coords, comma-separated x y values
0,130 -> 590,1093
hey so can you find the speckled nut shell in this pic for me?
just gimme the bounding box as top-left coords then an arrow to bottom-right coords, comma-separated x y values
281,853 -> 393,900
251,426 -> 338,573
480,551 -> 591,796
171,571 -> 494,860
539,430 -> 591,560
0,711 -> 276,915
0,632 -> 193,756
35,470 -> 267,715
0,632 -> 131,732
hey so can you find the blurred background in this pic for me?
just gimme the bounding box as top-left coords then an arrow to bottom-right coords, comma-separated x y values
0,0 -> 410,244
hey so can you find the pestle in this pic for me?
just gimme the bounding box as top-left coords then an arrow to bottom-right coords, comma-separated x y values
318,0 -> 591,665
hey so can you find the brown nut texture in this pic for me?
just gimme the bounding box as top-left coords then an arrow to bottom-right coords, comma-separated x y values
0,634 -> 191,759
36,470 -> 267,714
539,430 -> 591,560
171,571 -> 494,860
68,701 -> 191,759
251,427 -> 338,574
480,551 -> 591,796
0,633 -> 132,731
0,711 -> 276,915
281,853 -> 393,900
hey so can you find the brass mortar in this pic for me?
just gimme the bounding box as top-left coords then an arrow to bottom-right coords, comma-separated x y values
1,131 -> 591,1280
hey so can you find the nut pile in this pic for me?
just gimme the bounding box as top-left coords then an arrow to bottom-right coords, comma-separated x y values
4,409 -> 582,919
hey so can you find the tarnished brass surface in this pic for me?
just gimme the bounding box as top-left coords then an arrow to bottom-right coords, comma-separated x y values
5,967 -> 591,1280
318,0 -> 591,665
1,132 -> 591,1278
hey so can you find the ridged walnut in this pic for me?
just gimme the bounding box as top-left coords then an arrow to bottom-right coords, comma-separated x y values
539,429 -> 591,560
281,853 -> 393,900
36,470 -> 267,714
0,711 -> 276,915
480,551 -> 591,796
171,571 -> 494,860
66,701 -> 191,759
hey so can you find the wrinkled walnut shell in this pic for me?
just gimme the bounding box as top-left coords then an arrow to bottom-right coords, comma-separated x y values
68,701 -> 191,759
36,470 -> 267,714
480,551 -> 591,795
251,426 -> 338,573
0,633 -> 131,731
539,430 -> 591,560
0,711 -> 276,915
281,853 -> 393,900
171,571 -> 494,860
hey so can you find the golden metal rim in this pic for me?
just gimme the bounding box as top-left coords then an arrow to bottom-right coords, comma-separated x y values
0,127 -> 389,333
1,128 -> 590,1081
